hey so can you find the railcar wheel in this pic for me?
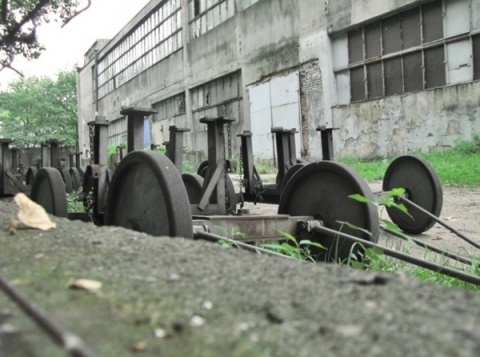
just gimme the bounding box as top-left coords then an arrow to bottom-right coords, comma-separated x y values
182,173 -> 204,204
59,168 -> 73,193
104,151 -> 193,238
182,172 -> 237,213
25,167 -> 37,185
279,163 -> 306,192
30,167 -> 68,218
383,155 -> 443,234
197,160 -> 208,177
278,161 -> 379,262
69,167 -> 82,191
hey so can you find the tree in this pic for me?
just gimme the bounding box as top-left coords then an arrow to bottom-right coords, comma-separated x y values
0,0 -> 89,74
0,68 -> 77,148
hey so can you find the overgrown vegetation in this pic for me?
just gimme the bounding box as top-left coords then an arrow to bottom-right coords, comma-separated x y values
252,137 -> 480,290
254,159 -> 277,174
351,246 -> 480,291
257,231 -> 325,263
339,134 -> 480,187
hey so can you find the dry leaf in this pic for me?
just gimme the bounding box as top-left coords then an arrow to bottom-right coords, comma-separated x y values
13,193 -> 56,231
68,279 -> 102,292
8,219 -> 20,235
132,341 -> 148,353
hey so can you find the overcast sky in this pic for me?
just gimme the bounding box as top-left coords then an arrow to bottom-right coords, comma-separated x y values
0,0 -> 151,88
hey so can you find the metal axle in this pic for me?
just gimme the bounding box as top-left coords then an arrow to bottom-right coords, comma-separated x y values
398,195 -> 480,250
0,274 -> 95,357
311,225 -> 480,286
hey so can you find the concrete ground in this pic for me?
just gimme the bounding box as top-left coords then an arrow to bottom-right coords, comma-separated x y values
1,186 -> 480,357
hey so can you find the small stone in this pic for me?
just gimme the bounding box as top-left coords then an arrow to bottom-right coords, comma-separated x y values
190,315 -> 205,327
0,324 -> 19,334
167,272 -> 181,281
132,341 -> 148,353
154,328 -> 167,338
237,322 -> 250,332
336,324 -> 362,337
201,300 -> 213,310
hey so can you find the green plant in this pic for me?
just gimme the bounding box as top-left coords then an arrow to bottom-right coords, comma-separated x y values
66,189 -> 84,213
452,134 -> 480,154
216,225 -> 245,248
254,159 -> 277,175
182,160 -> 196,174
257,230 -> 325,262
340,149 -> 480,187
346,190 -> 480,290
339,157 -> 390,181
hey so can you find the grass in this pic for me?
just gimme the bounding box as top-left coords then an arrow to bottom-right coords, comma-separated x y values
339,136 -> 480,187
257,135 -> 480,290
357,246 -> 480,291
341,135 -> 480,291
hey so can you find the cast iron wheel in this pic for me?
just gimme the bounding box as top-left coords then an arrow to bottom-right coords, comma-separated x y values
383,155 -> 443,234
30,167 -> 68,218
182,173 -> 204,204
104,151 -> 193,238
279,163 -> 306,192
59,168 -> 73,193
278,161 -> 379,262
69,167 -> 82,191
182,172 -> 237,213
197,160 -> 208,177
25,167 -> 37,185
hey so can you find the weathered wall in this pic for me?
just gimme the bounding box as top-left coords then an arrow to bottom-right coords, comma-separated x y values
76,62 -> 95,164
333,82 -> 480,158
78,0 -> 480,162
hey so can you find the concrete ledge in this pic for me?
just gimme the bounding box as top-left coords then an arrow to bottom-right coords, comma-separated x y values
0,199 -> 479,356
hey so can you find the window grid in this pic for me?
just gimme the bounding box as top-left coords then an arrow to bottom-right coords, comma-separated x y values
335,0 -> 478,104
189,0 -> 236,38
97,0 -> 183,99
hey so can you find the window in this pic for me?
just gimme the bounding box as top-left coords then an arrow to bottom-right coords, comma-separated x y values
194,0 -> 200,16
333,0 -> 477,104
188,0 -> 236,38
473,35 -> 480,80
96,0 -> 184,98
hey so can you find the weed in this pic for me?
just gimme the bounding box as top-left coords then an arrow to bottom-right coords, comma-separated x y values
347,190 -> 480,290
66,189 -> 84,213
257,230 -> 325,262
341,146 -> 480,187
254,159 -> 277,174
452,134 -> 480,154
215,225 -> 245,248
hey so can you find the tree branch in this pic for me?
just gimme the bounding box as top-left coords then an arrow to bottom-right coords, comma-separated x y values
0,0 -> 48,53
61,0 -> 91,27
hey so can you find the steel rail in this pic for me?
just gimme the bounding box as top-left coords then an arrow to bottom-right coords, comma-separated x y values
382,227 -> 474,266
312,226 -> 480,286
0,274 -> 95,357
194,231 -> 300,262
398,195 -> 480,250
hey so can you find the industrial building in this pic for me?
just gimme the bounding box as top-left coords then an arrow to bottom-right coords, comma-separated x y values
77,0 -> 480,164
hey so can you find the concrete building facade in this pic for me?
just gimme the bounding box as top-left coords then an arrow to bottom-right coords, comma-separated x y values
77,0 -> 480,163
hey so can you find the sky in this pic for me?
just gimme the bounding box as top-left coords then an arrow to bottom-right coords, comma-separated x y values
0,0 -> 152,88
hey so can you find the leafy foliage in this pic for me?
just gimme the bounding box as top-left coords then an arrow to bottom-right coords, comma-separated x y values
257,230 -> 325,262
0,0 -> 84,71
452,134 -> 480,154
0,68 -> 77,147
